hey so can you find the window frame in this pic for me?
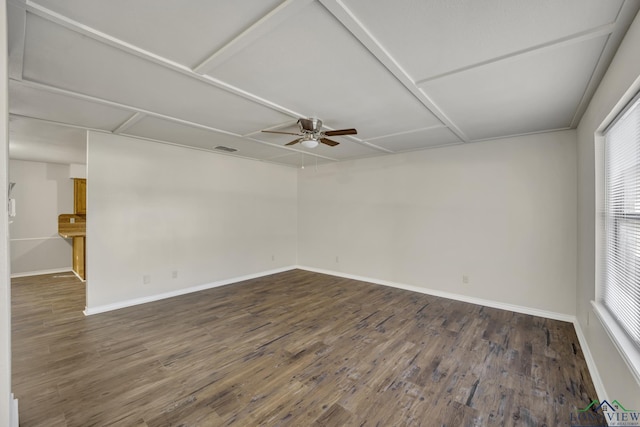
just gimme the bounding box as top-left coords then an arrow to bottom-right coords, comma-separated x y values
593,89 -> 640,387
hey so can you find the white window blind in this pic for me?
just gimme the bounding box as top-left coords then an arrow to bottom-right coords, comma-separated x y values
603,92 -> 640,350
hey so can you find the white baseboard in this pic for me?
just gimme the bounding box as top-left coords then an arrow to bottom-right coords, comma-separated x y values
296,265 -> 575,322
10,267 -> 73,278
71,270 -> 86,283
83,266 -> 297,316
10,394 -> 18,427
573,320 -> 607,401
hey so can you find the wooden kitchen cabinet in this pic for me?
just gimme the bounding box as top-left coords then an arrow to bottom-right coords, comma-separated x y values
74,178 -> 86,214
58,213 -> 86,280
59,178 -> 87,280
73,236 -> 85,280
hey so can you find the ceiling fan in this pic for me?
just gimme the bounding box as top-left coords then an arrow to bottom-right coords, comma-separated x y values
262,118 -> 357,148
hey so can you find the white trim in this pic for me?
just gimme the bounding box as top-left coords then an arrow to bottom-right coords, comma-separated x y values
573,319 -> 608,401
111,112 -> 145,134
13,79 -> 241,138
193,0 -> 315,73
117,131 -> 338,163
319,0 -> 470,143
10,395 -> 17,427
592,301 -> 640,387
7,0 -> 25,81
296,265 -> 575,322
366,124 -> 448,142
569,1 -> 638,128
9,112 -> 106,134
23,1 -> 303,120
9,236 -> 63,242
71,270 -> 85,283
83,266 -> 297,316
10,268 -> 73,278
416,23 -> 615,87
470,127 -> 573,144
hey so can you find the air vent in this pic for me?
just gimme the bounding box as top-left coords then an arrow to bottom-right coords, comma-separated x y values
214,146 -> 238,153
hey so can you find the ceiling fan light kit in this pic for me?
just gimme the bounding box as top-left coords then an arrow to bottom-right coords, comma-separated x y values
262,117 -> 357,148
301,138 -> 319,148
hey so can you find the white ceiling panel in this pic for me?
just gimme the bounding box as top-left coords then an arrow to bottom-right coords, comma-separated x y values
208,1 -> 442,140
9,115 -> 87,164
419,36 -> 608,141
9,80 -> 133,131
8,2 -> 640,165
342,0 -> 624,81
368,126 -> 462,152
31,0 -> 283,68
124,116 -> 293,160
22,13 -> 293,135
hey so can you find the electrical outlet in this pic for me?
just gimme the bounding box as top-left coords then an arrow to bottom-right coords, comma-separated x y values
462,274 -> 469,284
271,255 -> 275,261
143,275 -> 151,285
335,256 -> 339,263
172,271 -> 178,279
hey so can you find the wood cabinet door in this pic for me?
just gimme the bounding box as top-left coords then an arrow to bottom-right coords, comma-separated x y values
74,178 -> 86,214
72,236 -> 85,280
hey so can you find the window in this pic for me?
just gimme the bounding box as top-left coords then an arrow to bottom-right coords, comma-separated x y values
600,91 -> 640,373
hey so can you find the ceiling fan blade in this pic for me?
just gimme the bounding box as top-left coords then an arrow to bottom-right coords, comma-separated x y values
320,138 -> 340,147
285,138 -> 302,146
262,130 -> 301,136
324,128 -> 357,136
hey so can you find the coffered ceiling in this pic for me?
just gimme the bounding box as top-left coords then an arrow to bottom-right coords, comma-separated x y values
7,0 -> 640,167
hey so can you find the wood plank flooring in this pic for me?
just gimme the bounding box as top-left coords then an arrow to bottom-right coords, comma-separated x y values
12,269 -> 597,426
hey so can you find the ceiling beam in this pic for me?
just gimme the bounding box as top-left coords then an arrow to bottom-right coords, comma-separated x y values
7,0 -> 26,80
24,0 -> 304,120
12,78 -> 241,137
11,79 -> 339,163
471,126 -> 572,144
415,23 -> 616,87
570,0 -> 640,127
113,131 -> 336,167
9,113 -> 105,134
22,0 -> 400,154
111,112 -> 145,134
335,139 -> 392,153
193,0 -> 315,73
365,124 -> 449,142
318,0 -> 471,143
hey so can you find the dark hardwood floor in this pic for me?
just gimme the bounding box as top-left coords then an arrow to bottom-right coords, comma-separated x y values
12,269 -> 597,426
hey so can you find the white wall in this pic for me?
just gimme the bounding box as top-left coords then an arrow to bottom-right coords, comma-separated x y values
299,130 -> 577,316
69,163 -> 87,179
577,10 -> 640,405
8,160 -> 73,275
86,132 -> 297,311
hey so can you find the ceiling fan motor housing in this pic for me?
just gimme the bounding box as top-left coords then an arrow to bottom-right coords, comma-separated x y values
298,118 -> 322,134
